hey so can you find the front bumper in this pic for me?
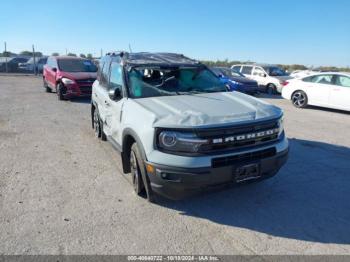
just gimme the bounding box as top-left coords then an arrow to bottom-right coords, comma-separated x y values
146,140 -> 289,200
64,84 -> 92,98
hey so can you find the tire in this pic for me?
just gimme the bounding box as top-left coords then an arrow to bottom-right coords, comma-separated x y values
130,143 -> 156,202
93,108 -> 102,138
291,90 -> 308,108
57,83 -> 66,101
43,78 -> 51,93
93,108 -> 107,141
266,84 -> 276,95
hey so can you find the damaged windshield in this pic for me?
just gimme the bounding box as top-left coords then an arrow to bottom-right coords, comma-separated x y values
127,66 -> 227,98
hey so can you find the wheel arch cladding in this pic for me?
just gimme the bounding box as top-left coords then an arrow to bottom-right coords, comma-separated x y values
121,129 -> 147,174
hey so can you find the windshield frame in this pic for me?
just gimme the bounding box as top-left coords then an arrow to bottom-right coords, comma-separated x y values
57,59 -> 98,73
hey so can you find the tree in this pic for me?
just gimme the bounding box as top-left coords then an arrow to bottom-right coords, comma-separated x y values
80,54 -> 86,58
67,53 -> 77,57
20,51 -> 43,57
87,53 -> 93,59
52,52 -> 59,56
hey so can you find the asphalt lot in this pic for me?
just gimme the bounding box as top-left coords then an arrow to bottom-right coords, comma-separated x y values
1,75 -> 350,255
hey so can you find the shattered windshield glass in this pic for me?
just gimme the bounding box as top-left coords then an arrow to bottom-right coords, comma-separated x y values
127,66 -> 227,98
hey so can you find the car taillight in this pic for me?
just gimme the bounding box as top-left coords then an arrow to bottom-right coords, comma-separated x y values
282,81 -> 289,86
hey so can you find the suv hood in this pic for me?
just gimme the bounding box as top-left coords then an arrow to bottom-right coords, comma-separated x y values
60,71 -> 97,80
133,92 -> 282,128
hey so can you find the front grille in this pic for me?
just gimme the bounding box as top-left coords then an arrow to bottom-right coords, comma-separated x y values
79,86 -> 92,94
195,119 -> 280,154
212,148 -> 276,168
76,78 -> 96,85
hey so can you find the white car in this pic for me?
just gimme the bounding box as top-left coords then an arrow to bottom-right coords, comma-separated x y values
290,70 -> 319,79
231,64 -> 292,94
282,72 -> 350,111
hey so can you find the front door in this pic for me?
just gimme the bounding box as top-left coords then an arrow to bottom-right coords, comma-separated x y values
101,62 -> 125,143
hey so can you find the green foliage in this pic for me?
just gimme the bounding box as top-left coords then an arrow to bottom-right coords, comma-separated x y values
52,52 -> 59,56
80,54 -> 86,58
67,53 -> 77,57
19,51 -> 43,57
86,53 -> 93,59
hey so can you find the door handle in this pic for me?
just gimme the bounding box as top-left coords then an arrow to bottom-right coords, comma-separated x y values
104,100 -> 110,106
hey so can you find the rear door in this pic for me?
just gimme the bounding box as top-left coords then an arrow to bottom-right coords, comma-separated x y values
330,75 -> 350,110
94,57 -> 111,125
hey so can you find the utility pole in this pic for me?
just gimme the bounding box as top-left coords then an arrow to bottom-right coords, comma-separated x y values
32,44 -> 37,75
4,42 -> 8,73
65,48 -> 68,55
100,49 -> 103,58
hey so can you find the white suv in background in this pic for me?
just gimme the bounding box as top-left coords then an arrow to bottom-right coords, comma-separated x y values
231,64 -> 292,94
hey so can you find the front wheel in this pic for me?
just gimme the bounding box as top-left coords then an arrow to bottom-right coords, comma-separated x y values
56,83 -> 66,100
130,143 -> 156,202
291,90 -> 308,108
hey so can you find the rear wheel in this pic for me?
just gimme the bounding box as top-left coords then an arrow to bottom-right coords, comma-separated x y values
93,108 -> 107,140
266,84 -> 276,95
291,90 -> 308,108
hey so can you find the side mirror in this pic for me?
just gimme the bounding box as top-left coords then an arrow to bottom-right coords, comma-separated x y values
260,73 -> 267,77
52,67 -> 57,72
108,86 -> 122,101
218,73 -> 224,78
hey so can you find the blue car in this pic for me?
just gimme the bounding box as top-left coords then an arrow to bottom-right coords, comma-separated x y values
211,67 -> 260,95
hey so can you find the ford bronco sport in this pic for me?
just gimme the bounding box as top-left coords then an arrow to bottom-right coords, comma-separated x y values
91,52 -> 288,201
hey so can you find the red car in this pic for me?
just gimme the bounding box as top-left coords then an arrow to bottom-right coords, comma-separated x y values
43,56 -> 97,100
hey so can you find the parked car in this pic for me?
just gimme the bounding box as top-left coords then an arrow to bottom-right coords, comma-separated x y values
231,64 -> 292,94
282,72 -> 350,111
290,70 -> 319,79
91,52 -> 289,201
43,56 -> 98,100
18,57 -> 48,73
211,67 -> 261,95
0,57 -> 29,72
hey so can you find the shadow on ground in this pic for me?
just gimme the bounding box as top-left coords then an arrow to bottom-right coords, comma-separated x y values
157,138 -> 350,244
69,97 -> 91,104
306,105 -> 350,115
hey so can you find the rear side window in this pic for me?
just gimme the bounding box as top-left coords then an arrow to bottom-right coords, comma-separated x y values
241,66 -> 253,75
100,62 -> 110,86
309,74 -> 333,85
335,75 -> 350,88
232,66 -> 241,72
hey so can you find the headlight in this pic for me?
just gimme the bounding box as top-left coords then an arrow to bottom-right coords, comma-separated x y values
158,131 -> 209,153
61,77 -> 75,85
278,116 -> 284,136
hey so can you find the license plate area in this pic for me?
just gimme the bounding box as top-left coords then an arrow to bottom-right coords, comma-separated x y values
234,163 -> 261,182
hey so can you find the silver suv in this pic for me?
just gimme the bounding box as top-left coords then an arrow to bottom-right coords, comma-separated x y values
91,52 -> 289,201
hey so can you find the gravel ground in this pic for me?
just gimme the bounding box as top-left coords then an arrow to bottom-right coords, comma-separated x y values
1,75 -> 350,255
